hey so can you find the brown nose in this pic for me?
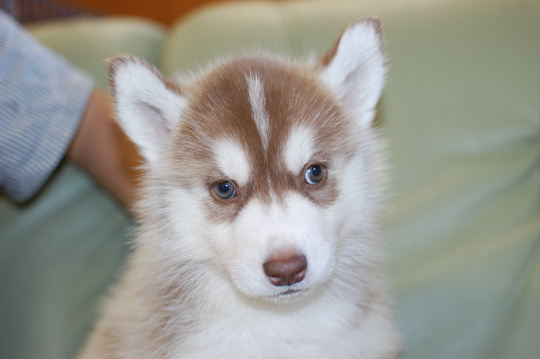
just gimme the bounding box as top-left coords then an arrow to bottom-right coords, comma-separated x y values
263,254 -> 307,286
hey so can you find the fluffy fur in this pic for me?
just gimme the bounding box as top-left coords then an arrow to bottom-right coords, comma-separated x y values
77,18 -> 400,359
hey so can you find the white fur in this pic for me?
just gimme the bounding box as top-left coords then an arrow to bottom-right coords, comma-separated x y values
112,58 -> 187,164
213,138 -> 251,187
220,192 -> 335,299
319,19 -> 386,128
283,125 -> 315,174
247,75 -> 270,149
78,18 -> 399,359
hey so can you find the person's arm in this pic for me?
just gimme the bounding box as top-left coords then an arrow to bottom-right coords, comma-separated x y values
67,89 -> 139,209
0,10 -> 138,208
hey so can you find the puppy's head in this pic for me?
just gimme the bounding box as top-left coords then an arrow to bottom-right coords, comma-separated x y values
108,18 -> 386,303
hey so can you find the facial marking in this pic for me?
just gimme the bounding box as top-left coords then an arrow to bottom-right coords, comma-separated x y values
283,125 -> 315,174
212,138 -> 251,187
247,75 -> 270,150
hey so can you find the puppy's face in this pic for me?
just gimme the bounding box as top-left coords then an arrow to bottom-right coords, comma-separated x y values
109,18 -> 386,302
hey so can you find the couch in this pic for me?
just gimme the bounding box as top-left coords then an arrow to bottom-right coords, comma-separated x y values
0,0 -> 539,358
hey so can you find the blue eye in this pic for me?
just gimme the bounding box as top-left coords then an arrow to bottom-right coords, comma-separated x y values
305,165 -> 325,185
212,181 -> 236,199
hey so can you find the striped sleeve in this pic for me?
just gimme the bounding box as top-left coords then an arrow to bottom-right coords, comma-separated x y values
0,10 -> 95,203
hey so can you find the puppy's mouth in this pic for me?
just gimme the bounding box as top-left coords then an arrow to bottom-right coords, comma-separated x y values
281,289 -> 299,295
273,287 -> 307,300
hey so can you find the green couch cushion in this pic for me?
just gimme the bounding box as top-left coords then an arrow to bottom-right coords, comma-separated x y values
0,164 -> 130,359
27,17 -> 166,89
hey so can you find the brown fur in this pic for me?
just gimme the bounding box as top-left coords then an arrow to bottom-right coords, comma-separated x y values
162,56 -> 355,223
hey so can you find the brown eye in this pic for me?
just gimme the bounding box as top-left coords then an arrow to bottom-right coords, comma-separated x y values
305,165 -> 325,185
212,181 -> 236,199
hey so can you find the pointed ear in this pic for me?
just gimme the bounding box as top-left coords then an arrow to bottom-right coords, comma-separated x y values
319,17 -> 386,128
107,56 -> 187,164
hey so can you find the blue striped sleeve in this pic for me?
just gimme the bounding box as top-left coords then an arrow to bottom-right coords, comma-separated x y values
0,10 -> 95,203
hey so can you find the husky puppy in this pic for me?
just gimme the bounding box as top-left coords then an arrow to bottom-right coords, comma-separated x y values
78,17 -> 400,359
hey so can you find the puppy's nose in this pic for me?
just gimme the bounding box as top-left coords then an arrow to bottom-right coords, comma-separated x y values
263,254 -> 307,286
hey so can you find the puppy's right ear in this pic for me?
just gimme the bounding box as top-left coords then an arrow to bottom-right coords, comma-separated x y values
319,18 -> 386,129
108,56 -> 187,164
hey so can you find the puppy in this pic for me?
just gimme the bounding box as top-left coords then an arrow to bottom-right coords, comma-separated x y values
78,17 -> 400,359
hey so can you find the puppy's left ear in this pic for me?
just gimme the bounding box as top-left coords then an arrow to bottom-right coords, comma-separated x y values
319,18 -> 386,128
107,56 -> 187,165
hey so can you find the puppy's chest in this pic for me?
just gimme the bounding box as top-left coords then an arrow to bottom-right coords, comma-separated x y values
165,293 -> 363,359
172,323 -> 346,359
